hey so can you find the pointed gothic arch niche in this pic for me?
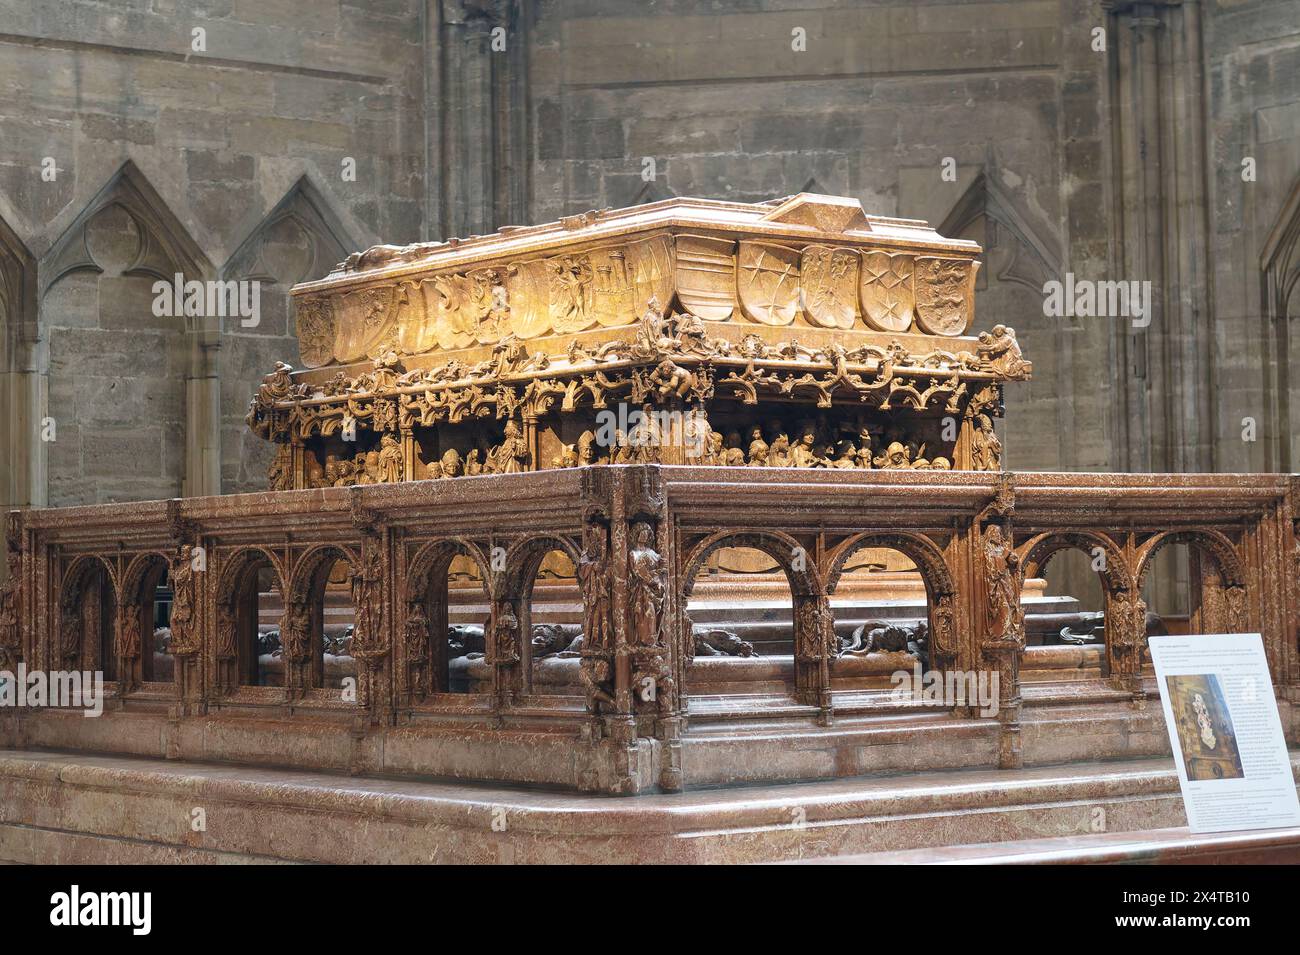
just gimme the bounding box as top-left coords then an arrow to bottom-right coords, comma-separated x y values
1261,170 -> 1300,470
940,171 -> 1066,472
0,214 -> 38,536
40,162 -> 212,506
221,177 -> 354,493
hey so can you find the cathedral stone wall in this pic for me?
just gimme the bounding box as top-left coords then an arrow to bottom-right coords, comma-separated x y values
0,0 -> 427,509
2,0 -> 1300,543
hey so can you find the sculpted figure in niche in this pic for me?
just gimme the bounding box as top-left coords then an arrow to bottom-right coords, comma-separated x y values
789,425 -> 819,468
830,440 -> 858,469
855,426 -> 874,469
768,432 -> 790,467
493,420 -> 530,473
60,605 -> 82,666
464,448 -> 483,476
971,413 -> 1002,471
628,522 -> 666,648
578,530 -> 612,653
404,601 -> 431,695
334,459 -> 357,487
281,601 -> 310,663
267,443 -> 292,491
0,553 -> 19,666
722,431 -> 746,467
650,359 -> 694,401
553,444 -> 578,468
493,604 -> 520,665
607,431 -> 628,465
704,430 -> 724,466
169,546 -> 198,656
747,426 -> 769,466
378,433 -> 404,483
581,656 -> 617,711
983,524 -> 1023,641
578,430 -> 600,467
443,449 -> 464,478
117,608 -> 142,663
874,440 -> 912,470
216,609 -> 237,660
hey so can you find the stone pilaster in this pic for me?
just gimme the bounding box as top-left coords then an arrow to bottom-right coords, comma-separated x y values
435,0 -> 530,239
1104,0 -> 1216,474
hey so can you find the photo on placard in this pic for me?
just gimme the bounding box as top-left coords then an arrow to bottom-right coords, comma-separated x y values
1164,673 -> 1244,782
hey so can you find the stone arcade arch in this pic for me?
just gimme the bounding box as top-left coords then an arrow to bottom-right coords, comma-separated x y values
1016,531 -> 1135,681
501,534 -> 581,697
57,555 -> 118,681
825,531 -> 959,672
680,529 -> 821,702
403,538 -> 495,699
284,544 -> 359,694
118,552 -> 171,688
214,547 -> 288,692
1136,530 -> 1249,637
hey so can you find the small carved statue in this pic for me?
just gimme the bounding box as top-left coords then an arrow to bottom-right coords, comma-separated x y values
116,608 -> 142,663
0,552 -> 20,667
280,601 -> 311,663
578,530 -> 612,653
493,604 -> 521,665
404,601 -> 431,695
493,420 -> 530,474
628,521 -> 666,648
169,545 -> 199,656
983,524 -> 1023,642
350,545 -> 386,665
971,412 -> 1002,471
378,433 -> 404,483
874,440 -> 913,470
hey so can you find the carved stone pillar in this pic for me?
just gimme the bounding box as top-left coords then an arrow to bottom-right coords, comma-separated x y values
435,0 -> 529,240
979,520 -> 1025,769
0,225 -> 46,563
0,514 -> 22,670
488,596 -> 521,710
793,592 -> 834,723
167,544 -> 203,715
280,598 -> 312,699
1105,0 -> 1215,474
350,534 -> 392,723
1104,586 -> 1147,698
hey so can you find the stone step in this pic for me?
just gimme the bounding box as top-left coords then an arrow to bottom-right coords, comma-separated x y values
2,748 -> 1295,864
798,825 -> 1300,865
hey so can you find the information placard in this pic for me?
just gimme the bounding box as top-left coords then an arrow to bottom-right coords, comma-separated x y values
1148,633 -> 1300,833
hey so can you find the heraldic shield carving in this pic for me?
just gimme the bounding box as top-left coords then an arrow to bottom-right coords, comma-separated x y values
738,240 -> 802,326
800,245 -> 858,329
914,256 -> 977,336
859,250 -> 915,332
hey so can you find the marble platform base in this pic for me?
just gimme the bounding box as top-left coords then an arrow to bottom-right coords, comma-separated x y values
2,748 -> 1297,864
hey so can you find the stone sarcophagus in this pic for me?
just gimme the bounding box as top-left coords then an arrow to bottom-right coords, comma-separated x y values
246,194 -> 1029,490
